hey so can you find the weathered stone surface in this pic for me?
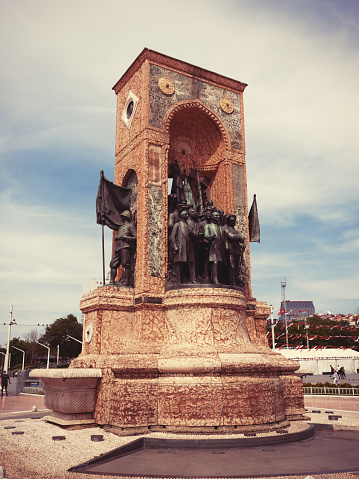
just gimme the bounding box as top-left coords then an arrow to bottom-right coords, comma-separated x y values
31,369 -> 101,417
149,64 -> 243,150
232,163 -> 249,285
147,184 -> 162,277
71,287 -> 304,429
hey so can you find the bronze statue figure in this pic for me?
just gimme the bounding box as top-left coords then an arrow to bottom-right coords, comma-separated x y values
170,210 -> 196,284
222,214 -> 245,287
109,210 -> 137,286
166,163 -> 247,289
204,211 -> 222,284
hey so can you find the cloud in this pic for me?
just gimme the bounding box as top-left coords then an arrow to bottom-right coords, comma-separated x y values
1,0 -> 358,346
0,197 -> 111,339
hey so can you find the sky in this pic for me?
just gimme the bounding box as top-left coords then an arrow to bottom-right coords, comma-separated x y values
1,0 -> 358,345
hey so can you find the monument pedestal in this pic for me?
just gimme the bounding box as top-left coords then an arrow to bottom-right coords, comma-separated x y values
71,286 -> 304,432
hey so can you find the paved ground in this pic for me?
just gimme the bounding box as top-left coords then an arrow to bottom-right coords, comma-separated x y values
0,376 -> 16,396
0,378 -> 48,416
1,377 -> 359,478
73,429 -> 359,477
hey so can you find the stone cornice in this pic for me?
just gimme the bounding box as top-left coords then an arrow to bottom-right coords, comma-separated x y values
113,48 -> 248,95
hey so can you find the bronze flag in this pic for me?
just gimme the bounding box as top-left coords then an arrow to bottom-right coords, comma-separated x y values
96,171 -> 132,230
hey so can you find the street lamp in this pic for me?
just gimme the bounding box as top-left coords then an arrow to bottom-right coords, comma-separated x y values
12,346 -> 25,370
4,305 -> 16,373
304,318 -> 310,349
270,306 -> 277,350
36,342 -> 50,369
66,335 -> 83,344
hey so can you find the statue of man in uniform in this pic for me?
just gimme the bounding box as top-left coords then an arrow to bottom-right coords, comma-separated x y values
109,210 -> 137,286
222,214 -> 245,287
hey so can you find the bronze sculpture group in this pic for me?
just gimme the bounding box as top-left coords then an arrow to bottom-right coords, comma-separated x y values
168,196 -> 245,288
107,165 -> 246,289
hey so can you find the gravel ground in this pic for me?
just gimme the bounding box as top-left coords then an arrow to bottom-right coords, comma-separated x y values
1,410 -> 359,479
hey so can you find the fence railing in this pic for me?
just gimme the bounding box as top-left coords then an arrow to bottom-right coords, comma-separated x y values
303,386 -> 359,396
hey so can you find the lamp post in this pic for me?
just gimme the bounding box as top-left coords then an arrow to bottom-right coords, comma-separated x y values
304,318 -> 310,349
36,342 -> 50,369
270,306 -> 277,350
4,306 -> 16,373
12,346 -> 25,370
66,335 -> 83,344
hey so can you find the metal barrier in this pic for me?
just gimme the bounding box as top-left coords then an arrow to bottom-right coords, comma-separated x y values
303,386 -> 359,396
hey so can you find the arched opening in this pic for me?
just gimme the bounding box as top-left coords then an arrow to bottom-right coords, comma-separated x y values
167,105 -> 226,210
165,105 -> 245,288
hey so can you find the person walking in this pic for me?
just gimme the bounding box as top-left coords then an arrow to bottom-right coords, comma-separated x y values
1,371 -> 11,396
333,369 -> 339,386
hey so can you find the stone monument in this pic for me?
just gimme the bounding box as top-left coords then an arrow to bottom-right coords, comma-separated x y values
39,49 -> 305,432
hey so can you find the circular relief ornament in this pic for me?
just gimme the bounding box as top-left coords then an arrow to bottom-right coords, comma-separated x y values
85,323 -> 94,343
158,77 -> 175,95
220,97 -> 234,114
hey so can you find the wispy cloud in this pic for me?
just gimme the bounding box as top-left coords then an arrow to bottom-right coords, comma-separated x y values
0,0 -> 358,343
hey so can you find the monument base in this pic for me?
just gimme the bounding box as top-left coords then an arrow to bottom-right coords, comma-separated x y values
103,419 -> 291,437
71,287 -> 305,432
43,411 -> 95,427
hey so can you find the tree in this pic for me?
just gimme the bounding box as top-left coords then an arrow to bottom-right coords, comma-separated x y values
39,314 -> 83,360
23,329 -> 40,364
9,337 -> 30,369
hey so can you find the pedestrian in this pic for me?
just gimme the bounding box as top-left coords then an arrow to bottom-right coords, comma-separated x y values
333,370 -> 339,386
1,370 -> 11,396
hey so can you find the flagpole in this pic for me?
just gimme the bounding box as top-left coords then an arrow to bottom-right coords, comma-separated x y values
102,222 -> 105,286
100,170 -> 106,286
4,305 -> 13,373
270,305 -> 276,350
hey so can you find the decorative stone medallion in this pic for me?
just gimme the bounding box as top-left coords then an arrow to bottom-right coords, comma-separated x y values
158,77 -> 174,95
121,90 -> 139,129
85,323 -> 93,343
220,97 -> 234,114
